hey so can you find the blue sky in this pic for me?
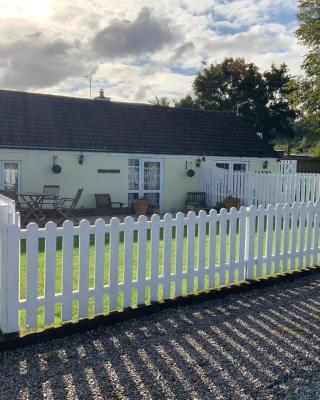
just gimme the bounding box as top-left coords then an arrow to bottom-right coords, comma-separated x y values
0,0 -> 304,102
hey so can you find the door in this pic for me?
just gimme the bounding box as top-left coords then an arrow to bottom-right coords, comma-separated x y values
128,159 -> 163,211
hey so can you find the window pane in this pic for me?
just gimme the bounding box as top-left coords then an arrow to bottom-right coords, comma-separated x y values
144,193 -> 160,206
144,162 -> 160,190
233,163 -> 247,171
4,162 -> 19,191
128,159 -> 139,190
216,163 -> 229,170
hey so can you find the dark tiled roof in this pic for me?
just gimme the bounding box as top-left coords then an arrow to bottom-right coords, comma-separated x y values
0,89 -> 277,157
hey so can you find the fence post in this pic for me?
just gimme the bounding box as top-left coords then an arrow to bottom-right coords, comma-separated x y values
0,204 -> 20,334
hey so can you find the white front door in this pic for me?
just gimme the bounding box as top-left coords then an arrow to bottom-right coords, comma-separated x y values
128,159 -> 163,211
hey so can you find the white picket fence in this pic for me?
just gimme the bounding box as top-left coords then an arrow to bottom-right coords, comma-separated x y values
0,200 -> 320,334
200,167 -> 320,208
279,160 -> 297,174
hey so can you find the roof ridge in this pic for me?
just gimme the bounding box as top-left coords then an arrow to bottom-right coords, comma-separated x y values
0,89 -> 236,116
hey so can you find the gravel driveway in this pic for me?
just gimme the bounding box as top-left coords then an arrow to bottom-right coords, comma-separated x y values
1,271 -> 320,400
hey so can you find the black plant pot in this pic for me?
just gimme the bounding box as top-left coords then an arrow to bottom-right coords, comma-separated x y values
187,169 -> 195,177
52,164 -> 62,174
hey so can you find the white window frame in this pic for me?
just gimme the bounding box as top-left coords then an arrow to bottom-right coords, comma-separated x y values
128,158 -> 164,212
0,161 -> 21,191
214,161 -> 248,171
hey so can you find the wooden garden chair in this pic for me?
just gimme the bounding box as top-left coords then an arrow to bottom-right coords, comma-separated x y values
42,185 -> 60,208
53,188 -> 83,224
185,192 -> 206,213
95,193 -> 124,209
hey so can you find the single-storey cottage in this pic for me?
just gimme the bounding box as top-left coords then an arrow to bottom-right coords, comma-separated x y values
0,89 -> 278,212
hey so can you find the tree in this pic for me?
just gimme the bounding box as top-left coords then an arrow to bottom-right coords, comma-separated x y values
296,0 -> 320,119
148,96 -> 171,107
264,64 -> 297,153
174,95 -> 198,108
176,58 -> 297,145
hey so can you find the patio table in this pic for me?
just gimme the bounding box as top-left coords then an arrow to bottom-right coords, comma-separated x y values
17,192 -> 48,225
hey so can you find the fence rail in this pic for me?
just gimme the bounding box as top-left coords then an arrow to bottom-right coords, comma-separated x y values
200,167 -> 320,207
0,201 -> 320,334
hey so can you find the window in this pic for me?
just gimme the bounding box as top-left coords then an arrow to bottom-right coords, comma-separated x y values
1,162 -> 20,191
215,161 -> 247,172
128,159 -> 139,190
233,163 -> 247,171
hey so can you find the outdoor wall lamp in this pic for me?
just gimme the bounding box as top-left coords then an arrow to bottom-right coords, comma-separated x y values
196,158 -> 202,167
263,160 -> 269,169
78,153 -> 84,165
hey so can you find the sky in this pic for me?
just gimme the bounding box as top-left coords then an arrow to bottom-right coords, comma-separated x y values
0,0 -> 304,103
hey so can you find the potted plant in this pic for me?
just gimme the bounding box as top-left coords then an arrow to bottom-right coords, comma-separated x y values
133,197 -> 150,216
223,195 -> 240,211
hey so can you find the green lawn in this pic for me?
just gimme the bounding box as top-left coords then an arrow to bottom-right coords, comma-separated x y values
18,224 -> 314,332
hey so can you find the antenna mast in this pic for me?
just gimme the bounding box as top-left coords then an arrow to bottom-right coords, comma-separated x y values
85,73 -> 94,99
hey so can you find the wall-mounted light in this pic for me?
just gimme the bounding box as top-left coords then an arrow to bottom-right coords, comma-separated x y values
202,156 -> 206,162
263,160 -> 269,170
79,153 -> 84,165
196,158 -> 201,167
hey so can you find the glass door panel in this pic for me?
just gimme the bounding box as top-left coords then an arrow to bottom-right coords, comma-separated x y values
128,159 -> 162,210
144,161 -> 160,190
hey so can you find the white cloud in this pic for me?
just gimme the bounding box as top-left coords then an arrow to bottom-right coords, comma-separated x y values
0,0 -> 305,102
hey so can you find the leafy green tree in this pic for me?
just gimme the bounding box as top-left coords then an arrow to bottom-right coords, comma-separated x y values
176,58 -> 297,145
264,64 -> 297,153
174,94 -> 198,108
296,0 -> 320,119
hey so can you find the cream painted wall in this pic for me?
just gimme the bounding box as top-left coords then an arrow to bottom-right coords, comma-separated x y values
0,149 -> 279,212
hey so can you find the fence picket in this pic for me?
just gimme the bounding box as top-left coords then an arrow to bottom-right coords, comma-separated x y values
219,208 -> 227,286
174,212 -> 184,297
62,220 -> 74,322
44,222 -> 57,325
298,203 -> 307,269
228,207 -> 237,284
313,203 -> 320,267
246,206 -> 256,279
238,206 -> 247,281
274,204 -> 282,274
305,202 -> 314,268
265,205 -> 274,276
282,204 -> 290,273
4,224 -> 20,332
137,216 -> 147,305
256,205 -> 264,278
26,223 -> 39,328
78,220 -> 90,318
208,209 -> 217,287
187,212 -> 196,292
94,218 -> 106,314
197,210 -> 207,290
290,203 -> 299,270
163,213 -> 173,299
123,216 -> 134,308
109,218 -> 120,311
